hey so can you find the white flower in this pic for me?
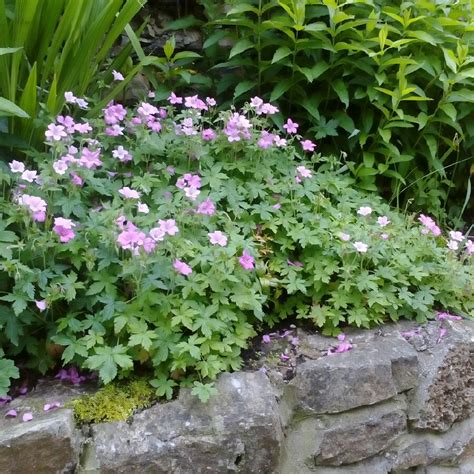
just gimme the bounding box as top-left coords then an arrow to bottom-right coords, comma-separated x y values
112,70 -> 124,81
339,233 -> 351,241
21,170 -> 38,182
377,216 -> 390,227
9,160 -> 25,173
137,202 -> 149,214
353,241 -> 368,253
447,240 -> 459,251
357,206 -> 372,216
53,160 -> 68,175
449,231 -> 464,242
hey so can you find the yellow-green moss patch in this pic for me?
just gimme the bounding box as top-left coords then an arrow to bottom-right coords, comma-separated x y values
69,378 -> 155,424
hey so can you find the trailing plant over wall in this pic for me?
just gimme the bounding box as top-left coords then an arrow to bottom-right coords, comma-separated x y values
0,89 -> 472,398
198,0 -> 474,220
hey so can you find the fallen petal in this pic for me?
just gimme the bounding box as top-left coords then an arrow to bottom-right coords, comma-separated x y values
5,409 -> 17,418
22,412 -> 33,422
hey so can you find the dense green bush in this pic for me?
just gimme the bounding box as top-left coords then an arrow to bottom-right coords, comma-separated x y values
197,0 -> 474,219
0,90 -> 472,399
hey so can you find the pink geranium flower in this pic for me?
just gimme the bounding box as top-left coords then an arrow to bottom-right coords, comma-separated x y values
168,92 -> 183,105
119,187 -> 141,199
208,231 -> 228,247
239,250 -> 255,270
173,259 -> 192,276
301,139 -> 316,152
283,118 -> 299,134
35,300 -> 47,311
196,198 -> 216,216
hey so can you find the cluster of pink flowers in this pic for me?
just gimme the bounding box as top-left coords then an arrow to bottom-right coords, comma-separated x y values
224,112 -> 252,142
249,96 -> 279,115
446,230 -> 473,254
295,165 -> 312,183
176,173 -> 202,201
18,194 -> 47,222
116,217 -> 178,256
418,214 -> 441,236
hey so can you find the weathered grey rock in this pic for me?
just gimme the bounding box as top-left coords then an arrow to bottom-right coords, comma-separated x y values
280,397 -> 407,470
387,417 -> 474,471
89,371 -> 282,473
0,409 -> 80,474
407,321 -> 474,432
371,336 -> 420,392
287,347 -> 398,414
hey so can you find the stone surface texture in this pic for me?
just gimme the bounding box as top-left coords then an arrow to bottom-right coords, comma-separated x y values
90,371 -> 282,474
0,320 -> 472,473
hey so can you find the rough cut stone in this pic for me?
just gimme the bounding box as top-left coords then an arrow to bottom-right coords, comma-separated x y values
279,397 -> 407,470
89,371 -> 282,473
0,409 -> 80,474
387,417 -> 474,471
407,321 -> 474,432
371,336 -> 420,392
288,347 -> 398,414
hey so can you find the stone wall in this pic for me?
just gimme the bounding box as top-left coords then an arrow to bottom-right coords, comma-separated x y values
1,319 -> 472,473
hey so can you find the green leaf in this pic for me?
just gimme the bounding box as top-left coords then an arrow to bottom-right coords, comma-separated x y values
271,46 -> 292,64
270,78 -> 293,101
298,61 -> 329,83
191,381 -> 218,403
0,98 -> 29,118
448,89 -> 474,103
150,375 -> 177,400
229,39 -> 254,59
440,103 -> 457,122
0,357 -> 19,397
0,47 -> 22,56
163,36 -> 176,60
234,80 -> 256,99
442,48 -> 457,74
332,79 -> 349,108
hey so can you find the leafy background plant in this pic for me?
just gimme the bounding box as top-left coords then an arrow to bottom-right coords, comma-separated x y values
0,0 -> 145,151
194,0 -> 474,223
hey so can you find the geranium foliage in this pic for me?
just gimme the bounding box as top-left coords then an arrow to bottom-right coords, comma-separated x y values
0,89 -> 472,398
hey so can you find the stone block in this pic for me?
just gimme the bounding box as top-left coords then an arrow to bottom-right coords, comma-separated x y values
90,371 -> 283,473
280,398 -> 407,470
0,409 -> 80,474
288,348 -> 398,414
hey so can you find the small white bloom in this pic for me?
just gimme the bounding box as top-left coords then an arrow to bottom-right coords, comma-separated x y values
137,202 -> 149,214
9,160 -> 25,173
357,206 -> 372,216
377,216 -> 390,227
353,241 -> 368,253
447,240 -> 459,251
21,170 -> 38,182
53,160 -> 68,175
449,231 -> 464,242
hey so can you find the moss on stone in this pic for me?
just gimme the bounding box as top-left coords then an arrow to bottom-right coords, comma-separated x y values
69,378 -> 155,424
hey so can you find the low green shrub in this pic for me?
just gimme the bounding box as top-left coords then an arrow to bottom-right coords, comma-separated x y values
198,0 -> 474,220
0,89 -> 472,398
